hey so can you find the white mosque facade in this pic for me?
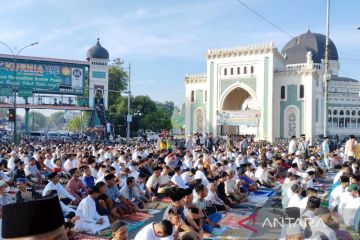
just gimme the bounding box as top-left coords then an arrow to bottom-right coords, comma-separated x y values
184,30 -> 360,143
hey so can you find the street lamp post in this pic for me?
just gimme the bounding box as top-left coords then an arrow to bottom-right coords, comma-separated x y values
0,41 -> 39,143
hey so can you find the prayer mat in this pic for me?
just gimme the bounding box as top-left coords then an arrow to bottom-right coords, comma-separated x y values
120,212 -> 154,222
247,196 -> 269,207
231,204 -> 257,212
69,233 -> 108,240
122,220 -> 145,232
147,201 -> 169,209
161,197 -> 172,203
249,190 -> 275,197
148,209 -> 162,215
219,213 -> 252,229
211,226 -> 231,237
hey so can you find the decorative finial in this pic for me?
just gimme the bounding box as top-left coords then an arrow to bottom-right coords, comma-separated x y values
97,37 -> 100,42
307,19 -> 311,32
297,36 -> 300,45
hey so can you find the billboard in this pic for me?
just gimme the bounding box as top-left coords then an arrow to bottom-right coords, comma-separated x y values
217,110 -> 261,126
0,59 -> 86,95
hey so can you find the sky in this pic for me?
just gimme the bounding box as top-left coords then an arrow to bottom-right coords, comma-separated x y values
0,0 -> 359,109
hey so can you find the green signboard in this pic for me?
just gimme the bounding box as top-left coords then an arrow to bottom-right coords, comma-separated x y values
0,87 -> 12,97
0,59 -> 86,95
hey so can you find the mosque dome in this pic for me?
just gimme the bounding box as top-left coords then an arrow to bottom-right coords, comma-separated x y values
281,30 -> 338,64
86,38 -> 109,60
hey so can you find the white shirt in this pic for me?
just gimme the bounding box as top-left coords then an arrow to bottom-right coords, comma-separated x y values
181,172 -> 194,184
329,184 -> 345,211
183,158 -> 193,169
254,167 -> 268,184
134,222 -> 173,240
44,158 -> 54,169
7,157 -> 16,171
159,174 -> 171,186
288,140 -> 297,154
287,193 -> 302,208
333,170 -> 343,184
343,197 -> 360,227
64,159 -> 77,172
298,196 -> 308,214
171,174 -> 188,189
338,191 -> 353,216
194,170 -> 209,186
42,181 -> 76,201
24,164 -> 39,177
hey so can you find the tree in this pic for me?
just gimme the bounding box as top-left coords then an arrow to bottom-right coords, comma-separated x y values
108,60 -> 128,107
29,111 -> 47,131
139,109 -> 172,132
157,101 -> 175,117
66,115 -> 89,132
48,111 -> 65,130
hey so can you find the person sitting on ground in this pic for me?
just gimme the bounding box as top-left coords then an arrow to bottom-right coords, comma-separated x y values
146,166 -> 162,199
163,187 -> 202,240
194,184 -> 222,234
343,188 -> 360,227
205,179 -> 230,211
66,168 -> 88,205
111,220 -> 128,240
95,181 -> 120,222
81,166 -> 95,189
171,166 -> 189,189
74,185 -> 110,235
25,157 -> 44,184
329,175 -> 350,211
15,178 -> 42,203
298,187 -> 318,214
225,169 -> 246,202
42,172 -> 76,205
120,176 -> 147,210
134,219 -> 173,240
216,171 -> 236,207
287,183 -> 303,208
134,173 -> 151,204
104,173 -> 141,215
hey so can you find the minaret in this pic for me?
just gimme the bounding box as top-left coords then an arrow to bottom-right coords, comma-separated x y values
86,38 -> 110,109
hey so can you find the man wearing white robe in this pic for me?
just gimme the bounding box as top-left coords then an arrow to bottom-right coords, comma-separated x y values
343,189 -> 360,227
75,186 -> 110,234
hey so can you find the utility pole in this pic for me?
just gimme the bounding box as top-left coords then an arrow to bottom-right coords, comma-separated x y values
126,63 -> 132,144
323,0 -> 330,138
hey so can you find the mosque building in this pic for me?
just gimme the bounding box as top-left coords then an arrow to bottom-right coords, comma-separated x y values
184,30 -> 360,143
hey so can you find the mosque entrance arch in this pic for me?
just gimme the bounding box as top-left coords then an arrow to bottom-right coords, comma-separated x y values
218,84 -> 260,135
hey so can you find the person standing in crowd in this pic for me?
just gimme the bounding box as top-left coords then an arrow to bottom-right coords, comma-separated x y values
345,135 -> 357,162
288,136 -> 297,155
322,137 -> 330,168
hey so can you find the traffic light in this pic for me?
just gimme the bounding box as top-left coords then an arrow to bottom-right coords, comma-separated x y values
8,109 -> 15,122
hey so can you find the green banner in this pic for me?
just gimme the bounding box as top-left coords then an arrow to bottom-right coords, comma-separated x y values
18,88 -> 33,98
0,87 -> 12,96
0,59 -> 85,95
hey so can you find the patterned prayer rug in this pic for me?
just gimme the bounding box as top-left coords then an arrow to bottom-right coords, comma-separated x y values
120,212 -> 154,222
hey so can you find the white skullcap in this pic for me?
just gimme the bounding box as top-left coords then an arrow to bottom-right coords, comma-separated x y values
281,153 -> 286,157
295,151 -> 301,156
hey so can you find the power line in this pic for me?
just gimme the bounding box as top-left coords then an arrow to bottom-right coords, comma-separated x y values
236,0 -> 294,39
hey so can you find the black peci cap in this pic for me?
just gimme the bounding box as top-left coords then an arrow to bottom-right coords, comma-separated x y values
2,196 -> 64,238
